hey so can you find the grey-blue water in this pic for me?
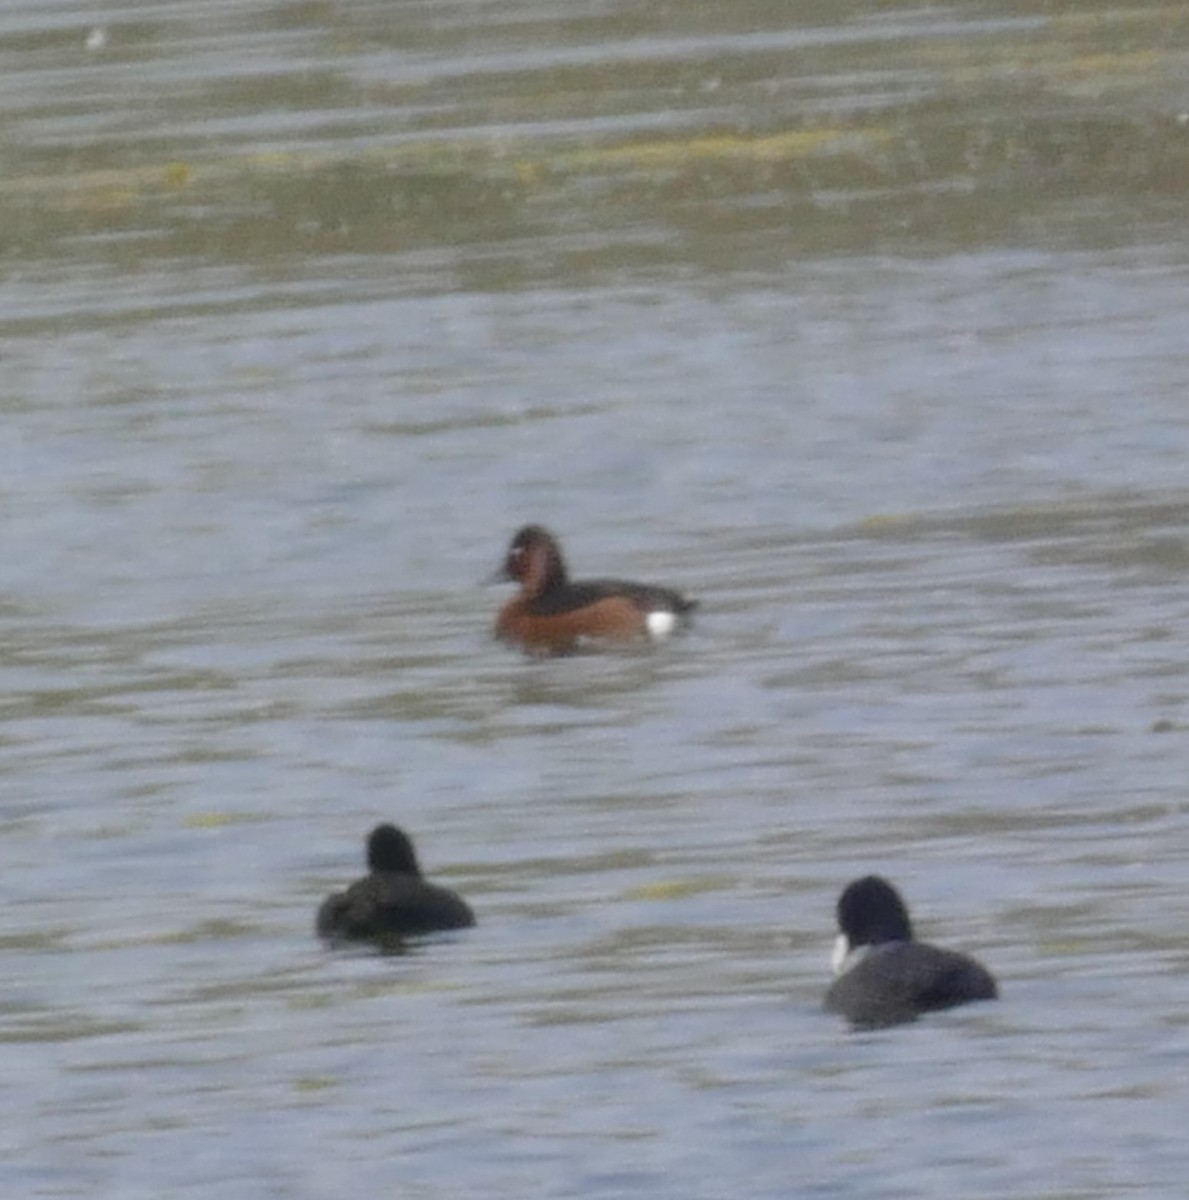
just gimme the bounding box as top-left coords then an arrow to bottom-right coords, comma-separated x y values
3,1 -> 1189,1197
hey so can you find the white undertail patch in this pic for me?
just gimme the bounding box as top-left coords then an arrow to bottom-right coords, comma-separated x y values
645,610 -> 678,639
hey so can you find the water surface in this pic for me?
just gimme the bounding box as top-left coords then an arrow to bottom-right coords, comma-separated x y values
2,1 -> 1189,1197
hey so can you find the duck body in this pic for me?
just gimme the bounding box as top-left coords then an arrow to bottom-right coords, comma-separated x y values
317,824 -> 475,946
825,875 -> 996,1029
825,939 -> 997,1029
492,525 -> 696,655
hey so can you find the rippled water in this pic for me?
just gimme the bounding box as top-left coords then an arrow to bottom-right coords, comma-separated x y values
3,1 -> 1189,1197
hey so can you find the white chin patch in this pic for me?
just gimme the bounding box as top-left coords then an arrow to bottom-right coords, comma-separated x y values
831,934 -> 852,977
645,610 -> 677,639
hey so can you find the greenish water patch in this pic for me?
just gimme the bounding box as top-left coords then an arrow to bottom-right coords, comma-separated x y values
2,4 -> 1186,271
